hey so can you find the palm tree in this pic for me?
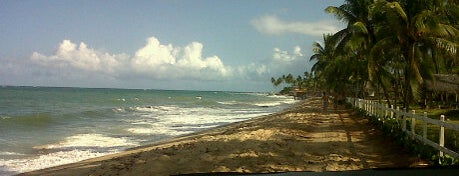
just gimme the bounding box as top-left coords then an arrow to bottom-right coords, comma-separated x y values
325,0 -> 374,53
296,75 -> 304,89
325,0 -> 374,99
285,74 -> 295,86
272,0 -> 457,105
303,71 -> 314,90
310,34 -> 357,98
310,35 -> 335,76
271,77 -> 277,92
369,0 -> 458,108
275,77 -> 283,88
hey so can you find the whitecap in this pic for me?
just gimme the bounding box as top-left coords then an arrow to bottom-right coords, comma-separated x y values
0,149 -> 109,175
126,127 -> 192,136
35,133 -> 139,150
0,151 -> 25,156
0,115 -> 11,120
253,102 -> 282,107
217,101 -> 240,105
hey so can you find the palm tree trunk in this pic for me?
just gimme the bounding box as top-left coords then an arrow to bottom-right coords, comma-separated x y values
403,42 -> 417,110
404,67 -> 411,109
431,49 -> 439,74
377,75 -> 392,107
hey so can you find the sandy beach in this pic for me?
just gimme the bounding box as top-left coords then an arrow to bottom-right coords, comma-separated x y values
21,97 -> 425,175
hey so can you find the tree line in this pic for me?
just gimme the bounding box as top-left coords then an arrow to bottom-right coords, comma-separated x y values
272,0 -> 458,109
270,72 -> 316,94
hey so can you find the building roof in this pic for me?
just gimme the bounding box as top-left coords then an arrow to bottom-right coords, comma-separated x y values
425,74 -> 459,93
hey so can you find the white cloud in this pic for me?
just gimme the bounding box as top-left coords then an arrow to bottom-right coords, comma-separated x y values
251,15 -> 339,36
30,37 -> 232,81
25,37 -> 310,90
131,37 -> 232,79
235,45 -> 307,81
293,46 -> 303,57
132,37 -> 177,68
236,63 -> 268,80
272,46 -> 303,62
31,40 -> 127,76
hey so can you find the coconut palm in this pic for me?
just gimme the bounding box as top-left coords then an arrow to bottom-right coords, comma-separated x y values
310,34 -> 361,98
369,0 -> 458,108
310,34 -> 336,91
325,0 -> 374,54
310,35 -> 335,75
326,0 -> 378,100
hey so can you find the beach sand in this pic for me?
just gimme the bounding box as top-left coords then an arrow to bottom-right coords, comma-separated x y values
21,97 -> 425,176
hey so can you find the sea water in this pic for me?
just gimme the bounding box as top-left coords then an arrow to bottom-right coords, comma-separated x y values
0,86 -> 297,175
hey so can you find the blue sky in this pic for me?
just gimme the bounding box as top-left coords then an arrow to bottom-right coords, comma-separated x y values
0,0 -> 344,92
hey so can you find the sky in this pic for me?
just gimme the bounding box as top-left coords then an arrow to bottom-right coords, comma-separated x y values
0,0 -> 345,92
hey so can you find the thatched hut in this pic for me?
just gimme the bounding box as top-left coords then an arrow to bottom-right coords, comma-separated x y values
424,74 -> 459,108
293,88 -> 307,100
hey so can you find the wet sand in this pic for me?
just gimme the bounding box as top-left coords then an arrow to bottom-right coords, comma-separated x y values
21,97 -> 425,175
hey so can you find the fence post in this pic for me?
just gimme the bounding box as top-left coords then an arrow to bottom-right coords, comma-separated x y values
364,100 -> 367,114
423,112 -> 427,143
368,100 -> 371,115
368,100 -> 372,116
440,115 -> 445,157
411,110 -> 416,138
384,105 -> 390,117
381,103 -> 385,123
375,101 -> 378,118
375,101 -> 378,117
376,102 -> 379,117
402,108 -> 407,131
373,101 -> 376,117
367,100 -> 370,115
396,106 -> 400,124
382,103 -> 386,123
368,100 -> 371,116
390,105 -> 394,119
374,101 -> 377,117
379,102 -> 383,120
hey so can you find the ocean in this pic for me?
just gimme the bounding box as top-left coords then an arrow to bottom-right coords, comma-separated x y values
0,86 -> 297,175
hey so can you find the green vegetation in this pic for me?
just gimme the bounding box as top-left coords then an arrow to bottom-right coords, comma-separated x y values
351,106 -> 459,165
272,0 -> 458,109
270,72 -> 315,95
272,0 -> 458,165
313,0 -> 458,109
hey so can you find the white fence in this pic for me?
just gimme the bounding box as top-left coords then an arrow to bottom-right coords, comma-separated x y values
346,97 -> 459,159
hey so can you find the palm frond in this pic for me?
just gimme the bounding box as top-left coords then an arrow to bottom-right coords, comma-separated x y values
386,2 -> 408,24
430,37 -> 458,55
352,21 -> 369,34
325,6 -> 354,24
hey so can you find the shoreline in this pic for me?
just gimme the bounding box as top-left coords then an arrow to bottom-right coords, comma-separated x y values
21,97 -> 425,175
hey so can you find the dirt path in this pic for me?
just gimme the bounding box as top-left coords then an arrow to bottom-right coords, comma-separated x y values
23,97 -> 425,176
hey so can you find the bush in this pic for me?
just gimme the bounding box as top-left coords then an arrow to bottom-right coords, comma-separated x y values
348,104 -> 459,166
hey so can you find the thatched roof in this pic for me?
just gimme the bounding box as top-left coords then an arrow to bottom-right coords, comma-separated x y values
425,74 -> 459,94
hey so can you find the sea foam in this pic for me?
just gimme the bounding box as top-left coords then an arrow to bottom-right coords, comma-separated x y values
38,133 -> 139,149
0,133 -> 140,175
0,149 -> 107,175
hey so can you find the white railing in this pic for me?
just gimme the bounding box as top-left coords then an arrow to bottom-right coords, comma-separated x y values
347,97 -> 459,159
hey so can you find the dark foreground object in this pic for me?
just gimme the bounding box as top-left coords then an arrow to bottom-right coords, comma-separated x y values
182,167 -> 459,176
